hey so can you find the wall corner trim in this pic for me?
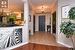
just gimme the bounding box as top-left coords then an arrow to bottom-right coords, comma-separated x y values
57,41 -> 73,48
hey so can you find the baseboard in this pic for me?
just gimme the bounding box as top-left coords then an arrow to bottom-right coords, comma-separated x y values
3,42 -> 29,50
57,41 -> 73,48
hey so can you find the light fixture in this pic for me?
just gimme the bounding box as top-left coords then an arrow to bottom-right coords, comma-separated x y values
35,0 -> 50,13
40,5 -> 49,13
41,0 -> 46,13
0,0 -> 8,8
0,0 -> 8,16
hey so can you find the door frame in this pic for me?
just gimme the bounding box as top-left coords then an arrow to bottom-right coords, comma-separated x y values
51,11 -> 56,34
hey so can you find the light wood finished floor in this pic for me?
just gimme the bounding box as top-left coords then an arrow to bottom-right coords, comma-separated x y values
13,32 -> 71,50
29,32 -> 66,47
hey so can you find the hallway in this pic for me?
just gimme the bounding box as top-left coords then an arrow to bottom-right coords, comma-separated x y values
13,32 -> 70,50
29,32 -> 65,47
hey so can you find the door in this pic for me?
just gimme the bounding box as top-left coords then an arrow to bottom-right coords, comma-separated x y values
39,15 -> 45,31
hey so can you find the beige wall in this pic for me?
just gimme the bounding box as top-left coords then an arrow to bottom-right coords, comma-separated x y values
57,0 -> 75,48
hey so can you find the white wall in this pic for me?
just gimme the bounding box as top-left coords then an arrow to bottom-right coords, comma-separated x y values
28,13 -> 33,35
57,0 -> 75,47
23,0 -> 29,43
35,13 -> 51,32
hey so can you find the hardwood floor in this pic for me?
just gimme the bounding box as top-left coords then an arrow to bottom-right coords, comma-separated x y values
29,32 -> 65,47
13,43 -> 70,50
13,32 -> 71,50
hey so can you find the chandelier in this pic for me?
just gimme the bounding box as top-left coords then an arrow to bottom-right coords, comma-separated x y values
0,0 -> 8,8
0,0 -> 8,16
39,5 -> 49,13
35,0 -> 50,13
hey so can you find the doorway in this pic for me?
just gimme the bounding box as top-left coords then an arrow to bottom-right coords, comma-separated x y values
52,11 -> 56,34
33,15 -> 35,33
0,16 -> 3,23
39,15 -> 45,32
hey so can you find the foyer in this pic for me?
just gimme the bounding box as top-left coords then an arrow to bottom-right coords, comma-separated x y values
0,0 -> 75,50
13,32 -> 70,50
29,32 -> 63,47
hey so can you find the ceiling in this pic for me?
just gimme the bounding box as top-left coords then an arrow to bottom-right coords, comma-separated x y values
30,0 -> 56,6
29,0 -> 57,13
8,0 -> 24,12
0,0 -> 57,12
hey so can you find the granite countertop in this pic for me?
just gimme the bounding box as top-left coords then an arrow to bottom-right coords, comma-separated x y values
0,24 -> 24,27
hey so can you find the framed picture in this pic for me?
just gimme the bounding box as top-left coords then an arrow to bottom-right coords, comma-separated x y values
29,15 -> 31,22
61,5 -> 70,18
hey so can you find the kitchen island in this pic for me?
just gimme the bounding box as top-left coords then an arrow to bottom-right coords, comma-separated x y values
0,26 -> 23,49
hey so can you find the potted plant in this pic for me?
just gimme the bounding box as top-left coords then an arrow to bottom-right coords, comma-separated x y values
60,21 -> 75,49
7,13 -> 16,26
60,7 -> 75,50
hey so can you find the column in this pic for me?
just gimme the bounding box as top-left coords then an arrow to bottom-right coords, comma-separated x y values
22,0 -> 29,43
